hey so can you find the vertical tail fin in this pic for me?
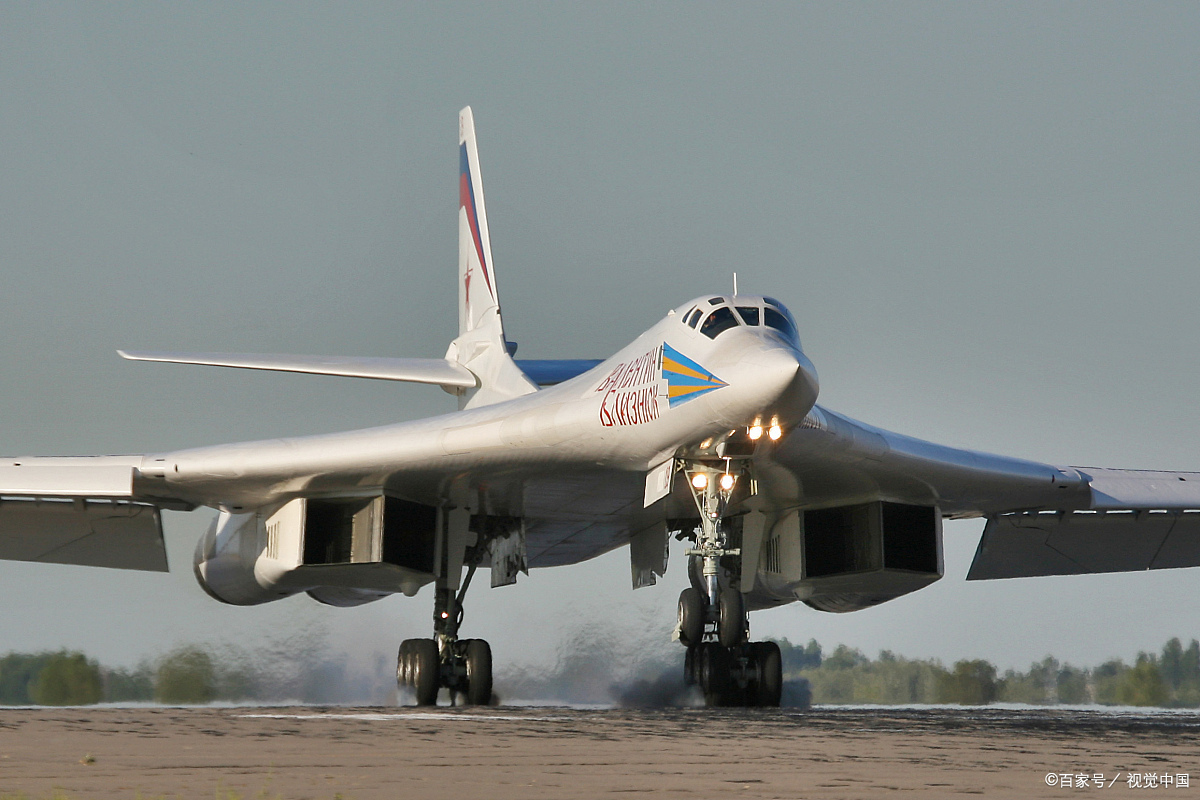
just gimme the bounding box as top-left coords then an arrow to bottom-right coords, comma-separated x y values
447,107 -> 537,408
458,106 -> 501,337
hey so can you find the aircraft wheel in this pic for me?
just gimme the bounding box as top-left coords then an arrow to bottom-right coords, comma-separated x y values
397,639 -> 417,687
678,588 -> 704,647
396,641 -> 407,686
751,641 -> 783,708
718,590 -> 746,648
699,642 -> 730,706
410,638 -> 440,706
465,638 -> 493,705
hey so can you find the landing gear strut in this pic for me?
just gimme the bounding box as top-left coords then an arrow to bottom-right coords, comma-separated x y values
677,462 -> 783,707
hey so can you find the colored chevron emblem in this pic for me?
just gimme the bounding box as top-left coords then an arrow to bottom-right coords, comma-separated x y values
662,343 -> 727,407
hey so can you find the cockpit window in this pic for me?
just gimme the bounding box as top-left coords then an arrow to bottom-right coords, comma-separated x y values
763,298 -> 801,342
686,308 -> 703,328
735,306 -> 760,326
708,297 -> 724,306
700,306 -> 739,339
763,307 -> 798,341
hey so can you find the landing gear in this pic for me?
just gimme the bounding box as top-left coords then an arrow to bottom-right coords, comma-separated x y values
677,587 -> 704,646
677,462 -> 783,707
397,634 -> 492,706
682,583 -> 745,648
396,513 -> 495,706
702,642 -> 732,705
683,639 -> 783,707
398,638 -> 440,706
750,641 -> 783,707
718,589 -> 746,649
464,638 -> 493,705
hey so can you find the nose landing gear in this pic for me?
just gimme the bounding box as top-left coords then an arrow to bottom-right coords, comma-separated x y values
678,462 -> 783,707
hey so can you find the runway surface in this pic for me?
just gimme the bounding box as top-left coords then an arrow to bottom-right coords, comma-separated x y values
1,705 -> 1198,798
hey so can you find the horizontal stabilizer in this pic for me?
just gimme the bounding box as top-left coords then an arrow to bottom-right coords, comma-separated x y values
514,359 -> 603,386
967,510 -> 1200,580
119,350 -> 478,389
0,497 -> 167,572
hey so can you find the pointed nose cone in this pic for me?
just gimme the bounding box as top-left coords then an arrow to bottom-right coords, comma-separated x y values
746,342 -> 820,421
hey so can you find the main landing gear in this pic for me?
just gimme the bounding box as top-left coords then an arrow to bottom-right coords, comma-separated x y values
398,507 -> 495,706
677,462 -> 782,707
397,564 -> 493,705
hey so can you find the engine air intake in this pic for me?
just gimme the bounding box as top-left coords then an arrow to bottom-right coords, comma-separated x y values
303,495 -> 436,574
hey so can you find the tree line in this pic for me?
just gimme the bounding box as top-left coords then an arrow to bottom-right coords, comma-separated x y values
0,642 -> 391,706
0,647 -> 230,705
777,637 -> 1200,707
3,637 -> 1199,706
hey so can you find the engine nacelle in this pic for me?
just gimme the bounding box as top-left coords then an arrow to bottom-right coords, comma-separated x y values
751,501 -> 943,612
193,510 -> 303,605
193,495 -> 440,606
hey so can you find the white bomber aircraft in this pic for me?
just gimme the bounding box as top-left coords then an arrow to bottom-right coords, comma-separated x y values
3,108 -> 1200,707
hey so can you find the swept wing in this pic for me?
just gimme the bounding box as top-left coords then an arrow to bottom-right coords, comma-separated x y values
766,406 -> 1200,581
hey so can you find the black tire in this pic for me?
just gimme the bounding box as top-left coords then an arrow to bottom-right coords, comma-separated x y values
397,639 -> 415,687
410,638 -> 440,706
678,588 -> 704,647
396,641 -> 406,686
718,590 -> 746,648
752,641 -> 783,707
699,642 -> 730,706
465,639 -> 493,706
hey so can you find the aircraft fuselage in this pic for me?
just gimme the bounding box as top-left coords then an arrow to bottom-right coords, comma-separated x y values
136,296 -> 818,520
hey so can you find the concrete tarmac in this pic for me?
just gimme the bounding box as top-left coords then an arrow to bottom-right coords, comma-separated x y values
1,705 -> 1198,799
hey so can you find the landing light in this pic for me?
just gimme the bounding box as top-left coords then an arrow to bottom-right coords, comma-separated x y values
691,473 -> 709,490
719,473 -> 735,491
748,425 -> 763,440
768,424 -> 782,441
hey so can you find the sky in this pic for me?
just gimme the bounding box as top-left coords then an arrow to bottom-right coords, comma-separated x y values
1,3 -> 1200,689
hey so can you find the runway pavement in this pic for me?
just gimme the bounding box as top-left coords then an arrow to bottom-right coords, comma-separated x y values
1,705 -> 1197,798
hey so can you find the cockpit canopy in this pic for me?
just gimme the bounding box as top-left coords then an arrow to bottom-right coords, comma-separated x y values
680,296 -> 800,346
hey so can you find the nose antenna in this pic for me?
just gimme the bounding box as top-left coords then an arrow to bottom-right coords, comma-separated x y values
732,272 -> 738,296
